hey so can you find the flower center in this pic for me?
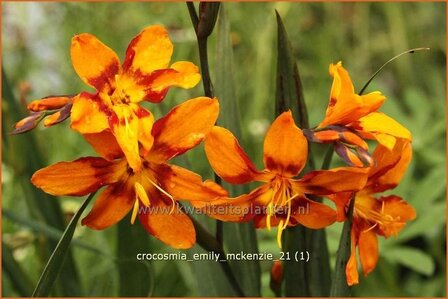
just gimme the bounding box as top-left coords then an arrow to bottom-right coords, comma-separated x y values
354,194 -> 402,236
129,163 -> 176,224
267,176 -> 299,248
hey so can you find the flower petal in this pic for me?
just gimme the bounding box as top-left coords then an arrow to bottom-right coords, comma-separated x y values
155,163 -> 228,202
204,126 -> 266,184
368,140 -> 412,192
291,197 -> 336,229
377,195 -> 416,237
83,131 -> 123,161
138,199 -> 196,249
149,97 -> 219,162
71,33 -> 120,92
70,93 -> 110,134
346,230 -> 359,286
358,228 -> 379,276
122,25 -> 173,75
295,167 -> 368,195
109,104 -> 153,172
263,111 -> 308,177
31,157 -> 126,196
319,62 -> 385,127
81,179 -> 134,229
352,112 -> 412,149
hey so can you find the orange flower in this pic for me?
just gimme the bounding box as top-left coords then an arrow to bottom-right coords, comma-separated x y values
14,25 -> 201,172
330,139 -> 416,285
304,62 -> 411,166
202,111 -> 369,247
31,97 -> 225,249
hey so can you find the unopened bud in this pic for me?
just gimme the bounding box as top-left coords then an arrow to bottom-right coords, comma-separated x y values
197,2 -> 220,39
270,260 -> 283,296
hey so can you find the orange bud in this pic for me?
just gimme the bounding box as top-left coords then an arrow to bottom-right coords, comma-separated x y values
270,260 -> 283,296
341,131 -> 369,150
27,96 -> 70,112
44,111 -> 62,127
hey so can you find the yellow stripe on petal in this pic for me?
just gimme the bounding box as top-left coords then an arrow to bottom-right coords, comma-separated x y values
355,112 -> 412,144
70,93 -> 109,134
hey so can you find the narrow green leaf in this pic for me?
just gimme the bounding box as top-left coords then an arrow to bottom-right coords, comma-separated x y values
215,5 -> 260,296
2,241 -> 34,296
330,198 -> 354,297
383,246 -> 435,276
32,192 -> 96,297
116,216 -> 152,297
283,226 -> 309,296
2,66 -> 81,296
275,10 -> 309,129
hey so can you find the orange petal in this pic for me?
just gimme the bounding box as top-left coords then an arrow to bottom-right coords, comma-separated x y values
31,157 -> 126,196
335,142 -> 365,167
377,195 -> 416,237
358,228 -> 379,276
70,93 -> 110,134
369,140 -> 412,192
146,61 -> 201,98
263,111 -> 308,177
81,179 -> 134,229
291,197 -> 336,229
346,230 -> 359,286
327,192 -> 353,222
83,131 -> 123,161
149,97 -> 219,162
110,104 -> 153,172
138,200 -> 195,249
319,62 -> 385,127
295,167 -> 368,195
27,96 -> 71,112
155,163 -> 228,202
204,126 -> 266,184
353,112 -> 412,149
122,25 -> 173,75
71,33 -> 120,92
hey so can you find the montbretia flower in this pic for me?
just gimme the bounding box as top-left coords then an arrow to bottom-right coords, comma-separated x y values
304,62 -> 411,167
31,97 -> 225,249
202,111 -> 369,248
15,25 -> 201,172
330,139 -> 416,285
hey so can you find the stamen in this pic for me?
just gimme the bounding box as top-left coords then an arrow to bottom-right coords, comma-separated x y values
135,182 -> 150,207
143,175 -> 176,214
277,220 -> 284,248
362,222 -> 378,233
131,199 -> 139,224
267,202 -> 273,231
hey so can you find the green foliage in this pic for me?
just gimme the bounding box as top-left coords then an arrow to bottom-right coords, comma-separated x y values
2,2 -> 445,297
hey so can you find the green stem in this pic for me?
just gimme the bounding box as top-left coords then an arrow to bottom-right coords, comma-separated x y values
330,197 -> 355,297
32,192 -> 96,297
321,144 -> 334,170
358,47 -> 429,95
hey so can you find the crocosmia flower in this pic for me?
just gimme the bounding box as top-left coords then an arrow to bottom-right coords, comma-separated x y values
201,111 -> 368,247
15,25 -> 201,172
330,139 -> 416,285
31,97 -> 225,249
304,62 -> 411,167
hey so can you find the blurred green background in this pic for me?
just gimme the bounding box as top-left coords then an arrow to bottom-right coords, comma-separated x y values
2,2 -> 446,297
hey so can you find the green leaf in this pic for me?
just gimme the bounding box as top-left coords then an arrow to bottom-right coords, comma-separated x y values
2,66 -> 81,296
116,216 -> 153,297
283,226 -> 309,296
330,198 -> 354,297
383,246 -> 435,276
275,10 -> 309,129
2,241 -> 34,296
215,5 -> 261,296
32,192 -> 96,297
